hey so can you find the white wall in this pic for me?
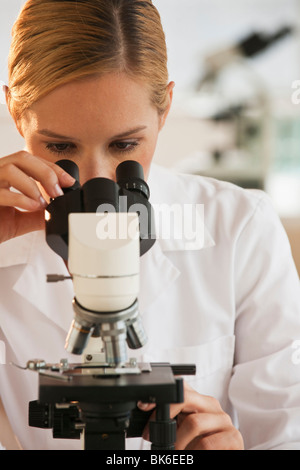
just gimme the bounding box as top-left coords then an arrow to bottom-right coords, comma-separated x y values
0,105 -> 24,156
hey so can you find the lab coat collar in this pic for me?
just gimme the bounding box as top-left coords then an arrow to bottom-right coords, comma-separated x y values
1,230 -> 74,333
0,231 -> 36,268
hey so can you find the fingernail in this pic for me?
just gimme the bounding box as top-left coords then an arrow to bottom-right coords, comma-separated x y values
54,183 -> 64,197
61,172 -> 76,184
30,199 -> 42,209
137,401 -> 150,410
39,196 -> 48,207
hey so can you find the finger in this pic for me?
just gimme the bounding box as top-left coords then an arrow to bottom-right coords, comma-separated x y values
0,188 -> 45,211
138,388 -> 221,419
168,390 -> 222,419
44,160 -> 77,188
137,402 -> 156,412
0,152 -> 75,198
184,428 -> 244,451
137,390 -> 222,442
0,164 -> 48,205
15,154 -> 75,197
175,411 -> 233,450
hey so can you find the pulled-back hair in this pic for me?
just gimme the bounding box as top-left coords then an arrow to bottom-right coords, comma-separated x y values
7,0 -> 169,121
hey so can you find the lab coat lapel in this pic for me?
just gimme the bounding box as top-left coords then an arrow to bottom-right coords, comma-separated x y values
138,220 -> 215,313
138,240 -> 180,313
11,231 -> 74,333
147,165 -> 215,253
0,231 -> 33,267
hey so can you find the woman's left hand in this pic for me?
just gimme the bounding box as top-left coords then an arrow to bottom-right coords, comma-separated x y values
138,381 -> 244,450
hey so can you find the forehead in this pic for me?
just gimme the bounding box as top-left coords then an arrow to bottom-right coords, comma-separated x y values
22,73 -> 157,138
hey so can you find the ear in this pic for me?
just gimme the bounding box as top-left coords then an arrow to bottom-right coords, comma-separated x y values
2,85 -> 11,110
159,81 -> 175,131
3,85 -> 24,137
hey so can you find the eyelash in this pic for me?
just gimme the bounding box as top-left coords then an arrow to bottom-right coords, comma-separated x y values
45,141 -> 139,156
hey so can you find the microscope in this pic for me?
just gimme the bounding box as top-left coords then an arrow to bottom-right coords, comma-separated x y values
26,160 -> 195,450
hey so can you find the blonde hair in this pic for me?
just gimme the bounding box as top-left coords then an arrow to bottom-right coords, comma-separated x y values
7,0 -> 169,121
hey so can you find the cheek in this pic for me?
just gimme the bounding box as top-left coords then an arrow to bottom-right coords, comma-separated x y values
138,135 -> 158,179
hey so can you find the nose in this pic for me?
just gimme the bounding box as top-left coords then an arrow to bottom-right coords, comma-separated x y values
78,156 -> 117,185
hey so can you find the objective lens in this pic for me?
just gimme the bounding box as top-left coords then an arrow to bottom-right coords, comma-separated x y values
65,319 -> 93,355
101,321 -> 128,366
126,315 -> 148,350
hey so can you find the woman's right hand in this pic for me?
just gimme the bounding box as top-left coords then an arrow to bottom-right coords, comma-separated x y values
0,151 -> 75,243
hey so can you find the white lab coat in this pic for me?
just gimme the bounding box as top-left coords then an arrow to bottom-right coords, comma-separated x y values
0,163 -> 300,450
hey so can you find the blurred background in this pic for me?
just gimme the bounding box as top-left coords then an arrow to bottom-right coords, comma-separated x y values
0,0 -> 300,272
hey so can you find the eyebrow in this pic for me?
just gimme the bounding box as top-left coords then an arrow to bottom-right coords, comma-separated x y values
37,126 -> 147,142
111,126 -> 147,139
37,129 -> 81,142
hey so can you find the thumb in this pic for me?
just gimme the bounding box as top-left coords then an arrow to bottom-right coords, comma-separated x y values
137,401 -> 156,412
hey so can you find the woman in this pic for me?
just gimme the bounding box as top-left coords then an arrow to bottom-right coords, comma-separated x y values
0,0 -> 299,450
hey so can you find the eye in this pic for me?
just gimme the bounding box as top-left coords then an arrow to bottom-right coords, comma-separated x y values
46,142 -> 76,155
110,140 -> 139,153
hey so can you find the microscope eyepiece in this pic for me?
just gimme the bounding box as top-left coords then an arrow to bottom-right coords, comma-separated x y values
81,177 -> 119,213
116,160 -> 150,199
55,159 -> 80,191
